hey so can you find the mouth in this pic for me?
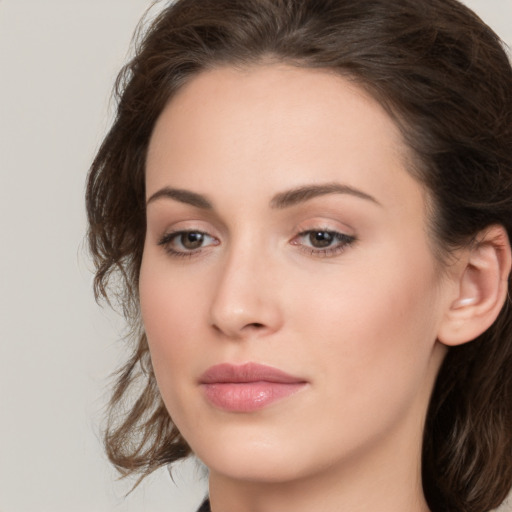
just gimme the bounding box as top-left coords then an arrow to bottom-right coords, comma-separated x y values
199,362 -> 307,412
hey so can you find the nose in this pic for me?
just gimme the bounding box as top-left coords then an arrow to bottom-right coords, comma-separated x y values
209,245 -> 283,340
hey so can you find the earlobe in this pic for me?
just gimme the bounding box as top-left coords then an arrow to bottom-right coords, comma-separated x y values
437,225 -> 511,347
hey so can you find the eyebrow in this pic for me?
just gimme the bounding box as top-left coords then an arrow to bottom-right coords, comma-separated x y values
146,182 -> 380,210
146,187 -> 213,209
269,183 -> 380,209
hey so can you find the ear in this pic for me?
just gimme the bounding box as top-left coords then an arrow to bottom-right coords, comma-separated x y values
437,225 -> 511,347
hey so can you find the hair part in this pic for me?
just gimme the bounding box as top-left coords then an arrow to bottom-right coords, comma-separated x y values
86,1 -> 512,510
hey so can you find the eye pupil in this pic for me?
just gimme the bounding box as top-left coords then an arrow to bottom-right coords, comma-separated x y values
181,232 -> 204,249
309,231 -> 333,248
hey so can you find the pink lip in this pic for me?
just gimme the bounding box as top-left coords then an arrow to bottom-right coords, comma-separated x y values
199,363 -> 307,412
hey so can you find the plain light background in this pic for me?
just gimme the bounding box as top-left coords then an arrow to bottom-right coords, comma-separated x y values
0,1 -> 510,511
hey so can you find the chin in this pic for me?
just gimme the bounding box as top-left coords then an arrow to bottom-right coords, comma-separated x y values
190,431 -> 310,484
204,453 -> 306,484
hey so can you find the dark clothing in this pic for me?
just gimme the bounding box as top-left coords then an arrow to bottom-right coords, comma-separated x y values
197,498 -> 211,512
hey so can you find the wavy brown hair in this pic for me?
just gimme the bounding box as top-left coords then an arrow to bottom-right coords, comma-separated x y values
86,0 -> 512,510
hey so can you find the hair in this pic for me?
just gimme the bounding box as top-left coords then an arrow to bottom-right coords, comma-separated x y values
86,0 -> 512,510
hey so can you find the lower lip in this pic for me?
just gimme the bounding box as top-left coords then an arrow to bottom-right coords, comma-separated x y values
201,381 -> 305,412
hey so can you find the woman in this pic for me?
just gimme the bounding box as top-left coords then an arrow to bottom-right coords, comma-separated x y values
86,1 -> 512,511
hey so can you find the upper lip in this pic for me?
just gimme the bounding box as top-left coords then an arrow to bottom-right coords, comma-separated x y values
199,362 -> 306,384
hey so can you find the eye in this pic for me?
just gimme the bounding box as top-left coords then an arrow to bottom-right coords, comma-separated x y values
305,230 -> 337,248
292,229 -> 356,257
158,230 -> 218,257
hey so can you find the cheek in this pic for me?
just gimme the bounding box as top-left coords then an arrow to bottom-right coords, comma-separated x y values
139,241 -> 210,344
138,251 -> 207,413
288,245 -> 442,412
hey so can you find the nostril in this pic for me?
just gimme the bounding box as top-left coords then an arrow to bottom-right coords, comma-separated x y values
246,322 -> 264,329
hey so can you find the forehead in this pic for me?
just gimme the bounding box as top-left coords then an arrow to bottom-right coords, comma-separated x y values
149,63 -> 405,159
146,63 -> 425,215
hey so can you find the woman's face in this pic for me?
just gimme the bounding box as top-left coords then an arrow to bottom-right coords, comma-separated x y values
140,64 -> 453,486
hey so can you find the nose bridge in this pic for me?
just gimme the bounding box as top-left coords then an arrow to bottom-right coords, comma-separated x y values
209,232 -> 281,338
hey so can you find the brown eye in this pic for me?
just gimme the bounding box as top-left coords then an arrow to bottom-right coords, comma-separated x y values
158,230 -> 218,257
309,231 -> 334,248
180,232 -> 205,249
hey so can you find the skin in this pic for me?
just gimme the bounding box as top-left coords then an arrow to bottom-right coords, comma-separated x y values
140,64 -> 463,512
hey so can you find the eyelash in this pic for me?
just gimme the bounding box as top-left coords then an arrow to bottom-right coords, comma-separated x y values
157,228 -> 356,259
292,229 -> 356,257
